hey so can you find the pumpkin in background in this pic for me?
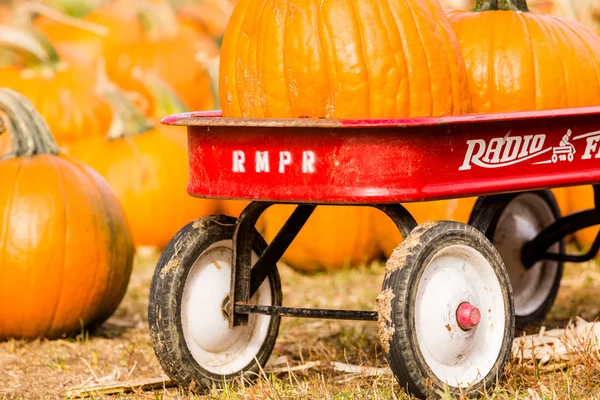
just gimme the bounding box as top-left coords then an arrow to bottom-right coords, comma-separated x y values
83,0 -> 219,113
31,5 -> 108,71
263,205 -> 379,273
563,186 -> 599,249
219,0 -> 470,119
374,198 -> 478,258
0,26 -> 112,146
0,88 -> 134,340
68,81 -> 219,248
170,0 -> 236,42
218,199 -> 265,232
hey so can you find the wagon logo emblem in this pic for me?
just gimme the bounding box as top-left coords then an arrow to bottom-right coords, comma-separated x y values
532,130 -> 576,165
458,132 -> 550,171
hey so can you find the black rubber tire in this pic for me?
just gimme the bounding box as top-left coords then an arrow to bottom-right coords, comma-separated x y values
148,215 -> 282,391
469,190 -> 564,329
378,221 -> 514,399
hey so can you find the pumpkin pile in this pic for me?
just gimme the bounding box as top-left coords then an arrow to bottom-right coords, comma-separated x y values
0,0 -> 250,250
0,0 -> 236,340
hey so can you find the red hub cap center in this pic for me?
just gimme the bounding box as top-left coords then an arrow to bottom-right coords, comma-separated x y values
456,302 -> 481,330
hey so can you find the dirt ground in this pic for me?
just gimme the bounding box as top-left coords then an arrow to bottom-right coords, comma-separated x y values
2,245 -> 600,399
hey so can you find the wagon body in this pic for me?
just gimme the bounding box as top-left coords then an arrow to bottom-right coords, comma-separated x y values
163,106 -> 600,204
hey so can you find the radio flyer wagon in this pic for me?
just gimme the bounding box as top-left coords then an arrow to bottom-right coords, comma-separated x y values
148,107 -> 600,399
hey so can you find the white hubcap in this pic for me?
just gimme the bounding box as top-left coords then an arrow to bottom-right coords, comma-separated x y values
415,245 -> 505,388
181,240 -> 273,375
493,194 -> 559,316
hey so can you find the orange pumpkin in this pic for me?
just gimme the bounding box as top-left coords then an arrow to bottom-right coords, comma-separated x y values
218,199 -> 265,232
446,0 -> 600,113
561,186 -> 599,249
0,88 -> 134,340
173,0 -> 236,40
374,198 -> 478,258
31,9 -> 107,71
84,0 -> 219,113
0,26 -> 113,146
446,0 -> 600,247
263,205 -> 379,273
219,0 -> 470,119
68,83 -> 219,248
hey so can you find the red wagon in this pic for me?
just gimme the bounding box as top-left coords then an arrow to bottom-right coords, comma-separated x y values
148,107 -> 600,398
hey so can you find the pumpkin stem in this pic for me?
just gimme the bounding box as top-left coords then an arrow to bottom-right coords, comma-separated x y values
131,67 -> 190,116
13,1 -> 109,36
473,0 -> 529,11
0,88 -> 60,159
0,25 -> 62,70
134,0 -> 179,41
38,0 -> 104,18
95,61 -> 155,140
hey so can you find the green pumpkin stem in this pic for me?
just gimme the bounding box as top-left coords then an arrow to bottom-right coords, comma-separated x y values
135,0 -> 179,40
95,62 -> 155,140
0,25 -> 62,69
36,0 -> 104,18
474,0 -> 529,11
132,68 -> 189,116
0,88 -> 60,159
13,2 -> 109,36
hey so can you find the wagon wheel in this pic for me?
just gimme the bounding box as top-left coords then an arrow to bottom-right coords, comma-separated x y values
148,215 -> 282,390
470,190 -> 563,328
377,221 -> 514,399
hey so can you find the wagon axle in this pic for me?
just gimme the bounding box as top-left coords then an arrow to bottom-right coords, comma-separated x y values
456,302 -> 481,330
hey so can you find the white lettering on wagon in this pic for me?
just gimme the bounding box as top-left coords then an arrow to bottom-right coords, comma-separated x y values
578,130 -> 600,159
233,150 -> 245,173
459,133 -> 549,170
231,150 -> 316,174
279,151 -> 292,173
255,151 -> 270,172
458,128 -> 600,170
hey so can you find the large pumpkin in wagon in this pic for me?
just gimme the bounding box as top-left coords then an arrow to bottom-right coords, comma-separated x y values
0,88 -> 134,340
219,0 -> 471,270
446,0 -> 600,249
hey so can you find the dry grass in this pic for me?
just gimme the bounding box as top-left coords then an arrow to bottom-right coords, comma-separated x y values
2,244 -> 600,399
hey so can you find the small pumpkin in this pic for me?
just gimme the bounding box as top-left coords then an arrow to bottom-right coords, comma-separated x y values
0,88 -> 134,340
219,0 -> 470,119
0,26 -> 113,146
68,81 -> 219,248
